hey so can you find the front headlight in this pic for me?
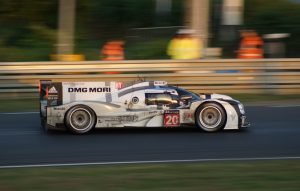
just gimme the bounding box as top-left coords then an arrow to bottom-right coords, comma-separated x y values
238,103 -> 245,115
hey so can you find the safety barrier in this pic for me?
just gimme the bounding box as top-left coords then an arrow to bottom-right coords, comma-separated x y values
0,59 -> 300,98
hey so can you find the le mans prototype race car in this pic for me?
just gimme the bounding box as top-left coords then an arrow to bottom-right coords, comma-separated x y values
40,80 -> 250,134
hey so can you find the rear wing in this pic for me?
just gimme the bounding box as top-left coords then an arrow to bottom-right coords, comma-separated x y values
39,80 -> 63,107
39,81 -> 121,107
39,80 -> 51,101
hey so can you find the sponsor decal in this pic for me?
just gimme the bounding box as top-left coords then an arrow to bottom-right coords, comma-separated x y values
132,97 -> 139,104
48,100 -> 58,106
115,82 -> 124,89
47,83 -> 62,106
98,115 -> 138,124
164,110 -> 180,127
183,112 -> 193,121
68,87 -> 111,93
48,95 -> 58,100
48,86 -> 58,94
164,110 -> 179,114
53,107 -> 66,110
148,111 -> 159,115
154,81 -> 167,86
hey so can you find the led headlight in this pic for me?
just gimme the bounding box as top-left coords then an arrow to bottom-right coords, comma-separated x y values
238,103 -> 245,115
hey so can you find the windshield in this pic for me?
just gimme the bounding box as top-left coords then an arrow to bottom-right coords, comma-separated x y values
167,86 -> 201,101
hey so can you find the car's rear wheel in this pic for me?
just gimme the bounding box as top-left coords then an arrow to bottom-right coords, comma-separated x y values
65,105 -> 96,134
195,102 -> 226,132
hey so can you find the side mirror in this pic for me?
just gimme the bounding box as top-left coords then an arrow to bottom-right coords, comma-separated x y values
180,95 -> 192,107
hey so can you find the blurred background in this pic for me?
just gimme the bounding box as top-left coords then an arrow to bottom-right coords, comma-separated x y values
0,3 -> 300,190
0,0 -> 300,108
1,0 -> 300,61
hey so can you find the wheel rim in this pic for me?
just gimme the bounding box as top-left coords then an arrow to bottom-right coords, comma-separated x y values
69,108 -> 92,131
199,106 -> 222,129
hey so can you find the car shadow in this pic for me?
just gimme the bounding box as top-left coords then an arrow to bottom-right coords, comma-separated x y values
43,126 -> 248,136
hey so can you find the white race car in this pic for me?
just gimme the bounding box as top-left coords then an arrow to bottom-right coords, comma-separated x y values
40,80 -> 250,134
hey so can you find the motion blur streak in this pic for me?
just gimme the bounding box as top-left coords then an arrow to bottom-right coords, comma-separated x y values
0,112 -> 39,115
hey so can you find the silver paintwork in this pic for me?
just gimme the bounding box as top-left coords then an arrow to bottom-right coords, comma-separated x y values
45,81 -> 247,131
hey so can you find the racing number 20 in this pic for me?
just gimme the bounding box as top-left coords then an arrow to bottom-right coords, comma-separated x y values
164,113 -> 180,127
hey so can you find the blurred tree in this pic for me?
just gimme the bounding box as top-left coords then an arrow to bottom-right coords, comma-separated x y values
76,0 -> 183,59
1,0 -> 300,61
0,0 -> 183,61
210,0 -> 300,58
0,1 -> 58,61
0,1 -> 57,43
244,0 -> 300,57
78,0 -> 155,39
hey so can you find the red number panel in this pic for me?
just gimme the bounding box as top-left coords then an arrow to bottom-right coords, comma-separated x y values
164,110 -> 180,127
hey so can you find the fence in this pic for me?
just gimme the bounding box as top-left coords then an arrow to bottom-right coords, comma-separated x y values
0,59 -> 300,98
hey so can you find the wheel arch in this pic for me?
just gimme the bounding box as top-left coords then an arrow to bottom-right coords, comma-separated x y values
194,100 -> 228,130
195,100 -> 227,116
64,104 -> 97,134
64,104 -> 97,122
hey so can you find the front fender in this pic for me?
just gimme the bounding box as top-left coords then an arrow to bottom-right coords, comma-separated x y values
190,100 -> 239,130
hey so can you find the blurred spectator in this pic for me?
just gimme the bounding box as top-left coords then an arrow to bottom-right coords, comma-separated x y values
101,40 -> 125,60
237,30 -> 264,59
167,29 -> 203,59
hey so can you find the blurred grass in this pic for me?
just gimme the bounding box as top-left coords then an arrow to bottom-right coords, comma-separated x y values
0,160 -> 299,191
0,94 -> 299,113
229,94 -> 300,103
0,98 -> 38,112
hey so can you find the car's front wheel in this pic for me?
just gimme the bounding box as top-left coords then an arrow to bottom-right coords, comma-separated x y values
195,102 -> 226,132
65,105 -> 96,134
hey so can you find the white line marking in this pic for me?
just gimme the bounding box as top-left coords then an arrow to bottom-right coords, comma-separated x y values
0,112 -> 39,115
1,156 -> 300,169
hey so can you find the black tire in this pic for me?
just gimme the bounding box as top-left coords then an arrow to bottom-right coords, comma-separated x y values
65,105 -> 96,134
195,102 -> 227,132
40,117 -> 46,130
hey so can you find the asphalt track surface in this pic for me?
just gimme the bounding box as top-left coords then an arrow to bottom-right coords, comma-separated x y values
0,105 -> 300,167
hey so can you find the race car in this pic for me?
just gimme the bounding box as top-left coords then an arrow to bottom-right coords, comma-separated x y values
39,80 -> 250,134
